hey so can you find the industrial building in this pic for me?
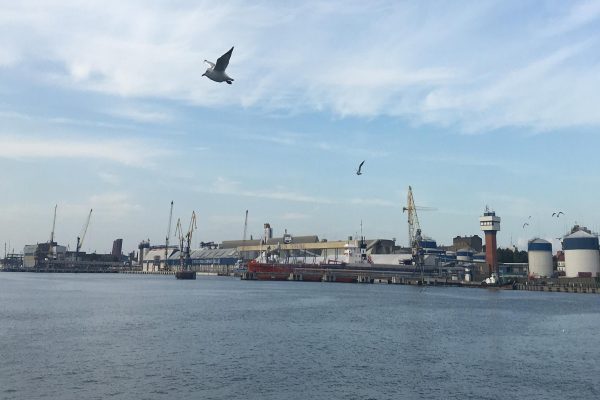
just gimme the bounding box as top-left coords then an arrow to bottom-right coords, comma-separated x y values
21,239 -> 127,272
139,245 -> 239,274
452,235 -> 483,252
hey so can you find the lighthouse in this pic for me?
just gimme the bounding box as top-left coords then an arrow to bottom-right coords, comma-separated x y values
479,207 -> 500,277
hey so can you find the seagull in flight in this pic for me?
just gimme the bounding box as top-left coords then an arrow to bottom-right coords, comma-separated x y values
523,222 -> 529,229
356,160 -> 365,175
552,211 -> 564,218
202,47 -> 235,84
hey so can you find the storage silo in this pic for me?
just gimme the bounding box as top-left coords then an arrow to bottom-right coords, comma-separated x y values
527,238 -> 553,277
456,248 -> 473,262
563,230 -> 600,277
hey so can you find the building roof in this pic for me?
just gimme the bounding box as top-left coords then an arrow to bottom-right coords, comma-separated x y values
565,230 -> 595,239
220,240 -> 262,248
264,235 -> 319,245
529,238 -> 550,244
190,248 -> 239,259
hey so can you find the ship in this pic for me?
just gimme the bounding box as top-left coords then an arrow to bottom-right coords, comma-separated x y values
242,239 -> 422,283
175,270 -> 196,280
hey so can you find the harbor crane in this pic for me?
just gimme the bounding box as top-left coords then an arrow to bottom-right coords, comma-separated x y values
76,209 -> 93,258
49,204 -> 57,244
174,212 -> 197,272
164,201 -> 174,271
185,211 -> 197,263
243,210 -> 248,241
174,218 -> 184,271
402,186 -> 436,248
48,204 -> 58,260
402,186 -> 435,264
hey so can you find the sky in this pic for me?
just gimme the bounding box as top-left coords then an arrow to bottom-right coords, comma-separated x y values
2,0 -> 600,254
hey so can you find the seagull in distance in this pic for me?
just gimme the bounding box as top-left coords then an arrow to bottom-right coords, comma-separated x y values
523,222 -> 529,229
552,211 -> 564,218
203,47 -> 234,84
356,160 -> 365,175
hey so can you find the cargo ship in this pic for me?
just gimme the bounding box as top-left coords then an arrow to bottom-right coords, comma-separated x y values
242,240 -> 422,283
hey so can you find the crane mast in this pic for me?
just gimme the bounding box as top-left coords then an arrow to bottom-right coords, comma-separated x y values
185,211 -> 197,263
403,186 -> 421,249
49,205 -> 57,244
174,218 -> 184,271
76,209 -> 93,258
243,210 -> 248,241
164,201 -> 174,271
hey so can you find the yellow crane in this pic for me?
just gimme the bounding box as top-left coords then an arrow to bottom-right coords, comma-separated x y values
402,186 -> 435,253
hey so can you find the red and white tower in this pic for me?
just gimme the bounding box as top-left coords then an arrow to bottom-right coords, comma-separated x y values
479,207 -> 501,277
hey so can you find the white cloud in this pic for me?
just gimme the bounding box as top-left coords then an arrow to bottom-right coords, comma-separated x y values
349,198 -> 397,207
2,1 -> 600,132
108,107 -> 173,123
208,177 -> 336,204
88,192 -> 142,215
544,0 -> 600,36
281,212 -> 309,220
97,171 -> 121,185
0,134 -> 170,167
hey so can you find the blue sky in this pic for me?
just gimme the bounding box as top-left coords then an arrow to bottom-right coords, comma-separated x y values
2,0 -> 600,254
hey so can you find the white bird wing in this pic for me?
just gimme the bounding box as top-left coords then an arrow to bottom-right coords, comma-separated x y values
214,47 -> 234,72
204,60 -> 215,68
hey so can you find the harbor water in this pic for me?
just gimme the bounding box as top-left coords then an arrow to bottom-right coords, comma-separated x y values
1,273 -> 599,399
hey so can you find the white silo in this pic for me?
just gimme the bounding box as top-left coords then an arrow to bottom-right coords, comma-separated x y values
456,248 -> 473,262
563,230 -> 600,278
527,238 -> 553,278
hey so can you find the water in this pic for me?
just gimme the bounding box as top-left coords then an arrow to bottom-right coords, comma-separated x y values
1,273 -> 599,400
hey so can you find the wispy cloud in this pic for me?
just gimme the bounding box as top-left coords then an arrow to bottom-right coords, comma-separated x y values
0,134 -> 171,167
281,212 -> 310,220
97,171 -> 121,185
240,131 -> 390,157
3,1 -> 600,132
108,106 -> 173,123
207,177 -> 336,204
349,198 -> 397,207
88,192 -> 142,215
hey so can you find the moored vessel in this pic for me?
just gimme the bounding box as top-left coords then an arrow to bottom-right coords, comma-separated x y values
175,270 -> 196,280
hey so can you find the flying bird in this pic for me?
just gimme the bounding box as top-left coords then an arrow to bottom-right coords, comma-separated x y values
523,223 -> 529,229
552,211 -> 564,218
202,47 -> 235,84
356,160 -> 365,175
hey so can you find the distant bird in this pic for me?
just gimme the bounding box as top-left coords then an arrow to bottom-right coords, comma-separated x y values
356,160 -> 365,175
202,47 -> 235,84
523,223 -> 529,229
552,211 -> 564,218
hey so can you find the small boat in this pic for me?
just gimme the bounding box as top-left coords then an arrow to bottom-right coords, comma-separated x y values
175,270 -> 196,280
